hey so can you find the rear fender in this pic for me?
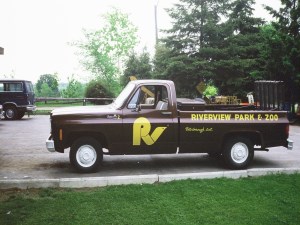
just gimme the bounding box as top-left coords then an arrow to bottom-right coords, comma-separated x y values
222,131 -> 263,150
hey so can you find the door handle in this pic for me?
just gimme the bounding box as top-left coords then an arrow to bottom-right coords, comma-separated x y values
161,111 -> 172,115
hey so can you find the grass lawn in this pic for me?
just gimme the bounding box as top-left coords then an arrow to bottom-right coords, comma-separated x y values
0,174 -> 299,225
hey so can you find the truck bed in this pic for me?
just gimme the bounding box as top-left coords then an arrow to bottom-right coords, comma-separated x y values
178,109 -> 289,154
177,98 -> 260,111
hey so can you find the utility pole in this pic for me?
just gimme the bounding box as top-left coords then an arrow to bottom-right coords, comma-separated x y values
154,0 -> 159,44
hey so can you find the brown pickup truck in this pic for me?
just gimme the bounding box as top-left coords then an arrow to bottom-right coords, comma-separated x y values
46,80 -> 293,173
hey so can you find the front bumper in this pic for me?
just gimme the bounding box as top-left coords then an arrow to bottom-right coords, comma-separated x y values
17,105 -> 37,112
46,135 -> 56,152
26,105 -> 37,112
287,139 -> 293,150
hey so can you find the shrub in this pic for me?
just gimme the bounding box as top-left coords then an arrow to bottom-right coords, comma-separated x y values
85,80 -> 114,105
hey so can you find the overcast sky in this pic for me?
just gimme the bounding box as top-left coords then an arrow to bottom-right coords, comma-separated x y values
0,0 -> 281,83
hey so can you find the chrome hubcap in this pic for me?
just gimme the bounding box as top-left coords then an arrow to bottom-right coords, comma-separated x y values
231,142 -> 249,164
76,145 -> 97,167
6,109 -> 14,118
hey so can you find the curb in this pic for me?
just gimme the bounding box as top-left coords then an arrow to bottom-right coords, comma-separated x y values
0,168 -> 299,190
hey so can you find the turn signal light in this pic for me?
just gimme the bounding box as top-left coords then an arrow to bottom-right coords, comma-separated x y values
59,129 -> 63,141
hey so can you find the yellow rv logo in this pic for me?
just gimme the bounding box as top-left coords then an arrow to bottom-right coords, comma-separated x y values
133,117 -> 167,146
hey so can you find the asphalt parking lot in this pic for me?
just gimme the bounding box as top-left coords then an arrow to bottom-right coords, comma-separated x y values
0,115 -> 299,188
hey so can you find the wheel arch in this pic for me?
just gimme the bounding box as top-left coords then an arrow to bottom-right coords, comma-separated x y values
65,131 -> 108,150
222,131 -> 263,149
3,102 -> 17,110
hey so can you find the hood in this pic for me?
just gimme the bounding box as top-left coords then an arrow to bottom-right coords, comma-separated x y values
51,104 -> 117,117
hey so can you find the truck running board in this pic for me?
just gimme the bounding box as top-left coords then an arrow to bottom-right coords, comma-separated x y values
254,148 -> 269,152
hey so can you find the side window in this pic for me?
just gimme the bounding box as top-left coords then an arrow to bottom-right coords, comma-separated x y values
127,85 -> 169,110
12,83 -> 23,92
3,83 -> 23,92
0,83 -> 3,92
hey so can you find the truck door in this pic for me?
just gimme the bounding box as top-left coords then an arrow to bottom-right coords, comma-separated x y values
122,84 -> 177,154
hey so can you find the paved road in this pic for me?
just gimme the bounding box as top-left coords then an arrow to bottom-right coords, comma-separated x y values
0,115 -> 299,181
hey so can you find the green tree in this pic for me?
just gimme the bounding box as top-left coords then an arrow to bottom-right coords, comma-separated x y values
36,74 -> 60,97
164,0 -> 229,54
258,25 -> 291,80
158,0 -> 265,99
265,0 -> 300,113
152,44 -> 173,80
122,48 -> 152,86
39,83 -> 53,97
227,0 -> 264,35
61,75 -> 84,98
153,44 -> 202,97
212,0 -> 265,97
74,8 -> 138,95
156,0 -> 230,97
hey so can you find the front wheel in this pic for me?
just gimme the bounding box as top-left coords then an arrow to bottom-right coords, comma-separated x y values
223,137 -> 254,170
4,106 -> 17,120
70,137 -> 103,173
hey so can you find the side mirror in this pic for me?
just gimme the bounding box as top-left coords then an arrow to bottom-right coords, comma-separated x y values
128,104 -> 136,109
132,104 -> 141,112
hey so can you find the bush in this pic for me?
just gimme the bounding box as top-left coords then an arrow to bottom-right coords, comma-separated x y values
203,85 -> 218,98
85,80 -> 114,100
61,75 -> 85,98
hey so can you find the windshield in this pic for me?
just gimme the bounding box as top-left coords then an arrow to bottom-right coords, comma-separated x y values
113,82 -> 136,108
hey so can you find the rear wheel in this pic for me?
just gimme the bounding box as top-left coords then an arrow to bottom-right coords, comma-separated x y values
223,137 -> 254,170
69,137 -> 103,173
4,106 -> 17,120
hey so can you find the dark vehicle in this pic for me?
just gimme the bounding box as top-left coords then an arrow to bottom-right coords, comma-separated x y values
46,80 -> 293,173
0,79 -> 36,120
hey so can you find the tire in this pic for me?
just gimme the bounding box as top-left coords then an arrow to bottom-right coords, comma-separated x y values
16,112 -> 25,120
223,137 -> 254,170
4,106 -> 17,120
69,137 -> 103,173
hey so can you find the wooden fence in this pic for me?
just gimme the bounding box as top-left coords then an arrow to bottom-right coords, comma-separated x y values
35,97 -> 114,106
